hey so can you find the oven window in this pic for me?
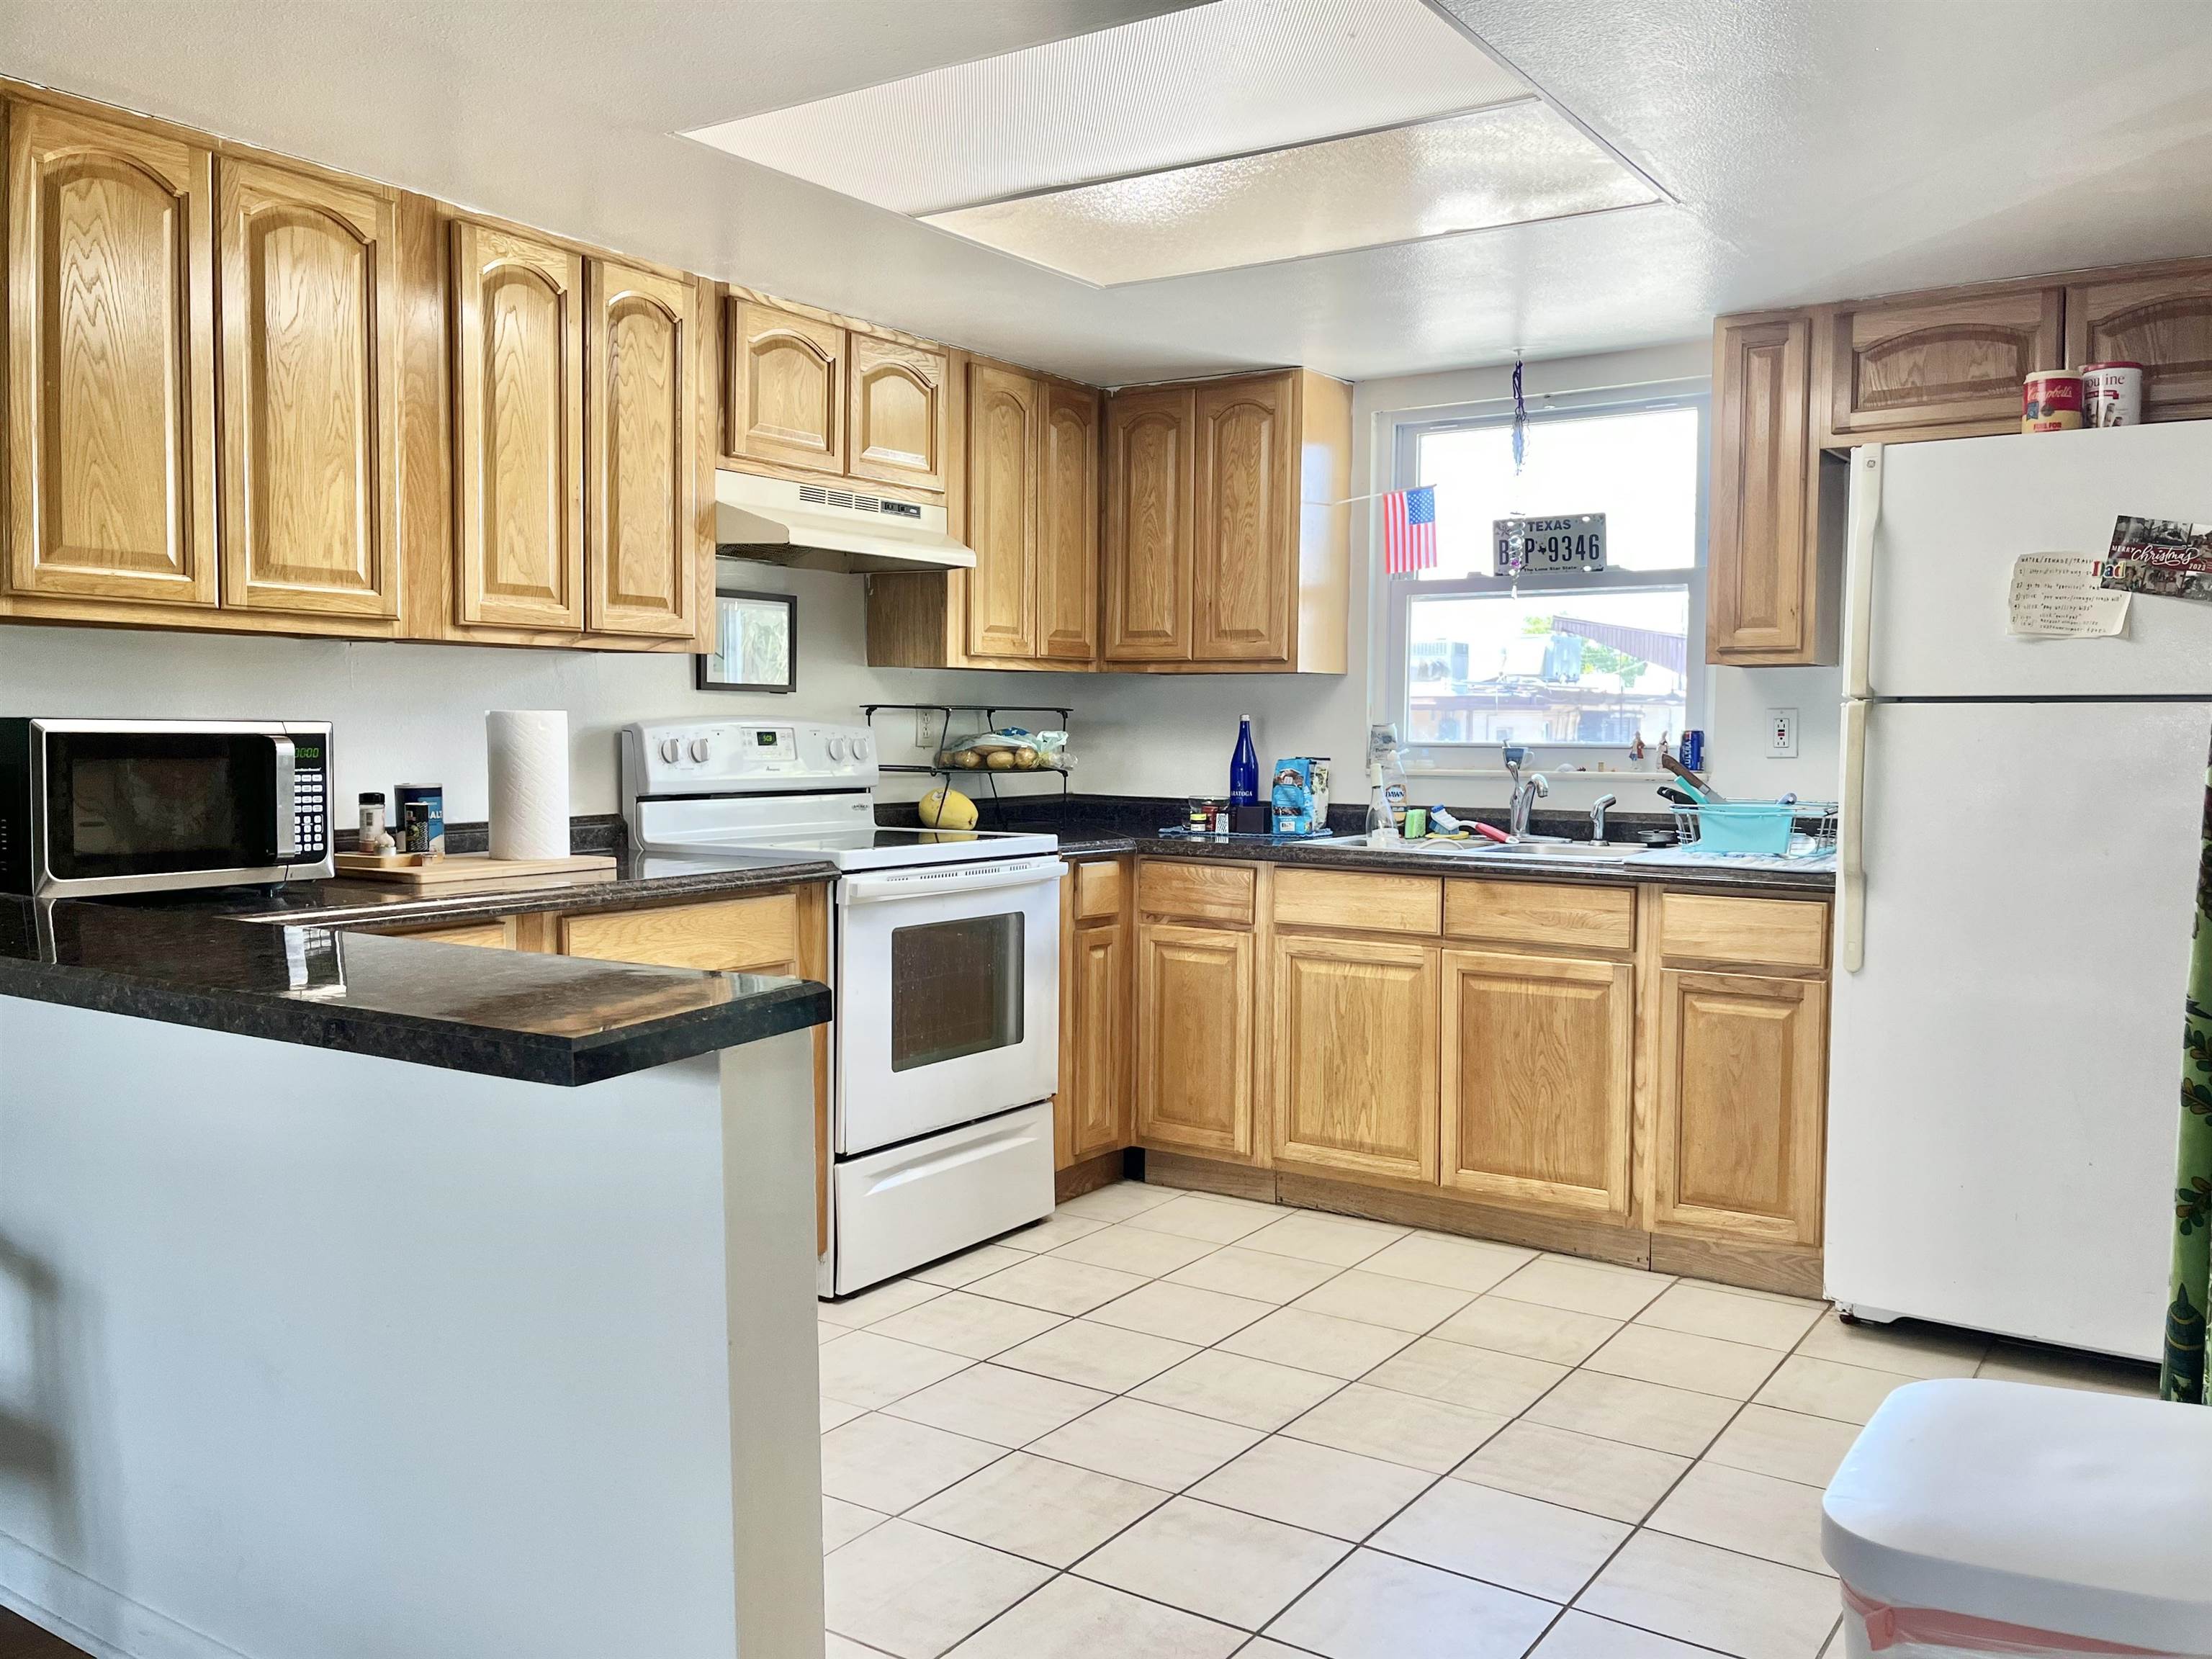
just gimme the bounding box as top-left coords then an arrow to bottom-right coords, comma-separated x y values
889,913 -> 1024,1072
44,733 -> 276,881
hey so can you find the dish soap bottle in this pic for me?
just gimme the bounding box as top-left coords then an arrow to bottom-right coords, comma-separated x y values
1229,715 -> 1259,806
1367,723 -> 1410,832
1366,773 -> 1399,842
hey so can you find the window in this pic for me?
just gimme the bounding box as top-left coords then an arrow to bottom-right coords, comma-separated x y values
1383,389 -> 1707,760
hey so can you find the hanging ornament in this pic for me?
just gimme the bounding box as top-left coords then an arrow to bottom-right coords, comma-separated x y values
1511,357 -> 1528,475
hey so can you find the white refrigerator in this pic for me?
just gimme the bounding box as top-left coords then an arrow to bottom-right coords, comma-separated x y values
1828,421 -> 2212,1362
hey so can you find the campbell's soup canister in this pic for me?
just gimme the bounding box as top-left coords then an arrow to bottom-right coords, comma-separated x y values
2022,369 -> 2085,432
2082,361 -> 2146,428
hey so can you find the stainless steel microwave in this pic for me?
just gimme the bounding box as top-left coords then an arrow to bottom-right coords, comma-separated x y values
0,719 -> 332,896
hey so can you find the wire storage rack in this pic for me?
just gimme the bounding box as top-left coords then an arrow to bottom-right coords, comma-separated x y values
1666,800 -> 1840,859
860,705 -> 1076,819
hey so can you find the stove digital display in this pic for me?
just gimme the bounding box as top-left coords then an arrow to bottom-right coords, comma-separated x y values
755,731 -> 777,747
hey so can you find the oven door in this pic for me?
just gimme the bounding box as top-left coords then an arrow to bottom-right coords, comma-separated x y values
31,720 -> 305,896
835,855 -> 1064,1154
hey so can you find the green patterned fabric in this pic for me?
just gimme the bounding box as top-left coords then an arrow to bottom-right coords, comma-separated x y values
2163,738 -> 2212,1403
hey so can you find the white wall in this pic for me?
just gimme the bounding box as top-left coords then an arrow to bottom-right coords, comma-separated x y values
0,341 -> 1840,822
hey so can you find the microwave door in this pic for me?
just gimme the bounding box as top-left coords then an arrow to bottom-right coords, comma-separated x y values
835,860 -> 1063,1155
36,727 -> 284,895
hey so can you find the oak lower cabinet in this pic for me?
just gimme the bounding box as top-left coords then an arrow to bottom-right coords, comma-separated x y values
557,891 -> 804,975
1650,967 -> 1826,1247
1271,934 -> 1438,1182
1136,921 -> 1256,1159
1059,917 -> 1130,1169
1439,948 -> 1635,1218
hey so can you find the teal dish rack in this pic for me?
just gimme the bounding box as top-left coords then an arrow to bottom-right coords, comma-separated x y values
1671,801 -> 1838,858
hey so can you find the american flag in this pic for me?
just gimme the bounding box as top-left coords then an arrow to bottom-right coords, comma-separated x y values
1382,485 -> 1437,575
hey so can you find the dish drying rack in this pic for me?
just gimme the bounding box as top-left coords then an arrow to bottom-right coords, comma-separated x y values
1664,800 -> 1840,861
860,703 -> 1076,800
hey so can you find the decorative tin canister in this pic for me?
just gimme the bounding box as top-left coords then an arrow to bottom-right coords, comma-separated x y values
2022,369 -> 2085,433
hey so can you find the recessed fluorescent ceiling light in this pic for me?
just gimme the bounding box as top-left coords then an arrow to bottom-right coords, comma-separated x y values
925,103 -> 1658,286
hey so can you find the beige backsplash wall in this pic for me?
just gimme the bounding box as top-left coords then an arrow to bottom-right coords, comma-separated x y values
0,341 -> 1840,823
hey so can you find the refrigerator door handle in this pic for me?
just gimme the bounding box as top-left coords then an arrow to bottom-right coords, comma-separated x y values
1839,698 -> 1869,973
1843,444 -> 1884,701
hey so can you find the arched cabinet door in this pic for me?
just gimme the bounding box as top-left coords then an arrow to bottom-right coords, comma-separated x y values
451,219 -> 585,631
848,336 -> 946,493
1037,383 -> 1100,662
1103,386 -> 1195,662
1192,372 -> 1294,662
723,298 -> 843,475
586,259 -> 697,639
963,362 -> 1039,660
5,103 -> 217,608
218,158 -> 400,619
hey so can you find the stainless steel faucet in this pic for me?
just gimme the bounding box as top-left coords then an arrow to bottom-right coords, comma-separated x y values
1503,747 -> 1550,840
1590,793 -> 1619,843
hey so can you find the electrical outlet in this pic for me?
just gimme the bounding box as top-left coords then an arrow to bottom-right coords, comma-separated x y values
914,709 -> 935,751
1767,707 -> 1799,759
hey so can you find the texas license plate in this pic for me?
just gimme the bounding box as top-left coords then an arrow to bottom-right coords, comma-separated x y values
1494,513 -> 1606,575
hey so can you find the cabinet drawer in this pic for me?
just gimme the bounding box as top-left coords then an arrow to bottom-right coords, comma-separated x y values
1272,868 -> 1440,936
1137,859 -> 1255,926
1073,858 -> 1125,922
559,892 -> 800,973
1660,892 -> 1827,972
374,917 -> 515,950
1444,880 -> 1635,954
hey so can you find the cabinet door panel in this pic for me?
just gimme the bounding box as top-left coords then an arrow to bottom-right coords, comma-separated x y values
6,103 -> 217,606
2065,262 -> 2212,422
1820,287 -> 2063,442
218,159 -> 398,618
1038,382 -> 1100,662
1063,920 -> 1130,1166
724,300 -> 842,475
587,259 -> 696,638
848,336 -> 947,493
1440,949 -> 1632,1216
1653,968 -> 1825,1246
964,362 -> 1038,659
1193,373 -> 1293,662
1136,922 -> 1254,1159
559,893 -> 799,974
1272,935 -> 1437,1182
452,220 -> 585,630
1709,315 -> 1812,662
1104,386 -> 1195,661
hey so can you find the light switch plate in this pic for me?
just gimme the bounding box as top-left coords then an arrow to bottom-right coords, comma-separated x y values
1767,707 -> 1799,758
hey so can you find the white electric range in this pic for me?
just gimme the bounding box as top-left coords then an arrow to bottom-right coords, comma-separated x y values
621,719 -> 1062,1295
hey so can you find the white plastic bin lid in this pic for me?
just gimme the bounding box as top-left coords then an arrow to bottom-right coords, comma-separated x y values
1823,1378 -> 2212,1651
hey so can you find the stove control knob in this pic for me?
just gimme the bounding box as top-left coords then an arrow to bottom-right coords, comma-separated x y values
826,736 -> 848,761
853,735 -> 872,761
688,737 -> 710,763
658,737 -> 680,763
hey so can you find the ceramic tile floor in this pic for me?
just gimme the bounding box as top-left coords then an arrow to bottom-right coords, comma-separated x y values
817,1183 -> 2157,1659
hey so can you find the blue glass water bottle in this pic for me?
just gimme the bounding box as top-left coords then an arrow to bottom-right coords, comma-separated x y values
1229,715 -> 1259,805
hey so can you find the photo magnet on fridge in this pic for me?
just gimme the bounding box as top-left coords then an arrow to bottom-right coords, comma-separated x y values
2100,516 -> 2212,605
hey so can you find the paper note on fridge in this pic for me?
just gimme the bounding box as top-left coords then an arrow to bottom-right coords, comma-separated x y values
2008,554 -> 2130,638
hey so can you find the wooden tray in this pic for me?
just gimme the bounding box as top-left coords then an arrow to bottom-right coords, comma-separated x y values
331,852 -> 617,889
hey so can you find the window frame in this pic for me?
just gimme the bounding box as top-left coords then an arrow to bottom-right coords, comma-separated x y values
1381,379 -> 1710,769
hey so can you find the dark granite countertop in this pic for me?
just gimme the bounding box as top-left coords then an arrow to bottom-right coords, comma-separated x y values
0,896 -> 829,1087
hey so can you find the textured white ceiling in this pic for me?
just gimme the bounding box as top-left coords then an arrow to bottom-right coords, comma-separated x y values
7,0 -> 2212,385
685,0 -> 1524,215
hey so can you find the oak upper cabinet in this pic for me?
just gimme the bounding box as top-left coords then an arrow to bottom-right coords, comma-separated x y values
1103,385 -> 1195,662
217,158 -> 400,619
585,258 -> 698,639
2065,259 -> 2212,422
1136,921 -> 1256,1160
4,102 -> 218,608
965,362 -> 1040,660
848,335 -> 948,493
1037,382 -> 1101,662
1104,369 -> 1349,672
1439,949 -> 1635,1218
1651,968 -> 1825,1247
451,219 -> 585,631
1815,282 -> 2064,444
722,297 -> 843,477
1271,934 -> 1439,1183
1708,313 -> 1825,665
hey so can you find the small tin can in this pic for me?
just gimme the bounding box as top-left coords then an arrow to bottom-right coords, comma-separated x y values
393,783 -> 444,856
2022,369 -> 2085,432
1678,729 -> 1706,773
2082,361 -> 2146,428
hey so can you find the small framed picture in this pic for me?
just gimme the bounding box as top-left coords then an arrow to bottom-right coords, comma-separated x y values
698,588 -> 796,693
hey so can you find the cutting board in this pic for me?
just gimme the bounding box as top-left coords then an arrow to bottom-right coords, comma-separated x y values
331,852 -> 617,890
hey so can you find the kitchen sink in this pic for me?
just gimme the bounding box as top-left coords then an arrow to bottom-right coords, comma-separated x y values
1331,835 -> 1647,859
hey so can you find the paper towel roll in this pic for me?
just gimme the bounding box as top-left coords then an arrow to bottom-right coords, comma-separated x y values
486,710 -> 570,860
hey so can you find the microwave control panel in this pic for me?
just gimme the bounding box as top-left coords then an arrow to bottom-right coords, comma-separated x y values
288,730 -> 329,861
624,720 -> 878,796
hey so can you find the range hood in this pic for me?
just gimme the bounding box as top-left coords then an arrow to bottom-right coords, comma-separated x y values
714,469 -> 975,574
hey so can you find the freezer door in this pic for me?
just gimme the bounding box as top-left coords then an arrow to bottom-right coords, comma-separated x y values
1827,698 -> 2206,1358
1862,423 -> 2212,698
